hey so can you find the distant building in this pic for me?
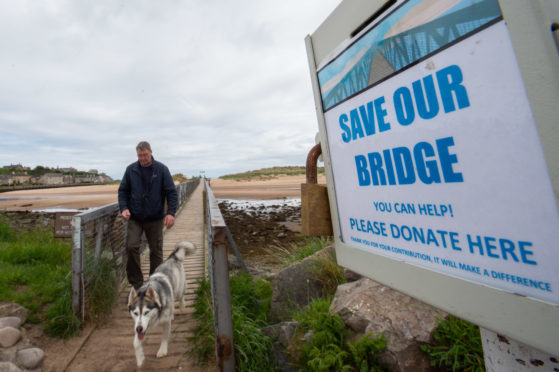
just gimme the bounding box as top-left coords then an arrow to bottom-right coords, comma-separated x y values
0,174 -> 13,185
74,174 -> 97,184
12,172 -> 31,184
39,173 -> 64,185
2,163 -> 29,170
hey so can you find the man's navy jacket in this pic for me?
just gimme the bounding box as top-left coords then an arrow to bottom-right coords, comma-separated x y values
118,158 -> 178,222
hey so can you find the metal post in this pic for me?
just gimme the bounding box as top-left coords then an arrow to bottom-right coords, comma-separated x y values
71,215 -> 83,316
481,328 -> 559,371
225,226 -> 247,271
306,143 -> 322,184
212,227 -> 235,372
205,180 -> 235,371
94,218 -> 104,260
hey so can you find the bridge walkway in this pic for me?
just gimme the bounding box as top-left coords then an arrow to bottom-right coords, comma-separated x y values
64,183 -> 212,371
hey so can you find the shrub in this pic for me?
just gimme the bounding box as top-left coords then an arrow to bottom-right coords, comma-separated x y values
420,315 -> 485,372
233,305 -> 276,371
292,298 -> 387,371
189,272 -> 275,369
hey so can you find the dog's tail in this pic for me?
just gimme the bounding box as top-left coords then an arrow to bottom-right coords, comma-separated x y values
170,240 -> 197,261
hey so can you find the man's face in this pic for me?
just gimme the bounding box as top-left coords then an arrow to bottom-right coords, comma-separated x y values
137,149 -> 153,167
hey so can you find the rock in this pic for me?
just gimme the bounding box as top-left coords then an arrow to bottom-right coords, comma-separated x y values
261,321 -> 298,348
261,322 -> 299,372
0,361 -> 23,372
343,268 -> 362,282
0,304 -> 29,324
330,278 -> 446,372
0,345 -> 17,364
269,246 -> 335,323
16,348 -> 45,370
0,327 -> 21,348
0,317 -> 22,330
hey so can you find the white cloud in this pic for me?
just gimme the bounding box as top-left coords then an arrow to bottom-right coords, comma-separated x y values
0,0 -> 340,179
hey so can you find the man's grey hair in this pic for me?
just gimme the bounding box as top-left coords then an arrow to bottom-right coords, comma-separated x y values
136,141 -> 152,152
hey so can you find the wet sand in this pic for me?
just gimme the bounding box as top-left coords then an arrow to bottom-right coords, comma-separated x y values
0,175 -> 327,211
209,175 -> 326,200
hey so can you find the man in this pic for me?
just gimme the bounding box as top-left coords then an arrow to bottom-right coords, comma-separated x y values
118,141 -> 178,289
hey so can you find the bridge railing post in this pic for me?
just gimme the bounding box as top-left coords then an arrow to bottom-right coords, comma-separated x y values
205,180 -> 235,372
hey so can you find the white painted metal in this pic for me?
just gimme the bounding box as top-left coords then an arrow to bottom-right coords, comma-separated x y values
481,328 -> 559,371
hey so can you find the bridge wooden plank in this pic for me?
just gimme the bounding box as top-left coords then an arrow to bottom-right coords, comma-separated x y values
64,183 -> 213,372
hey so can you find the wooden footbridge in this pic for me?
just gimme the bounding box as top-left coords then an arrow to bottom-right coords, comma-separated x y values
47,182 -> 215,371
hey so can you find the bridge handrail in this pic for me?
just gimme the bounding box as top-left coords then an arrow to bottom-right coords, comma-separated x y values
71,178 -> 201,318
204,180 -> 236,371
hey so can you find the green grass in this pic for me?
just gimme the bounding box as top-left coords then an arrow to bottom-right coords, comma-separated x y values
44,279 -> 81,338
0,220 -> 73,325
219,166 -> 325,181
0,218 -> 118,338
291,297 -> 387,371
279,237 -> 331,266
189,279 -> 216,365
311,250 -> 346,298
84,255 -> 119,325
189,272 -> 275,370
421,315 -> 485,372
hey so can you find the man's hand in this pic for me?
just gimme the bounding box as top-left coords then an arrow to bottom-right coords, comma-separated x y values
164,214 -> 175,229
121,209 -> 131,221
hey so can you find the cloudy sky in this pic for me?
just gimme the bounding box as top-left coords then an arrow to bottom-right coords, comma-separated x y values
0,0 -> 341,179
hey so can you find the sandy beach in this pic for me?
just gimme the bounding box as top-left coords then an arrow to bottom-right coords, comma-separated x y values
0,175 -> 327,211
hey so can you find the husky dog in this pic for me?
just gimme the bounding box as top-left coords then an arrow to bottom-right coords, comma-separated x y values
128,240 -> 196,367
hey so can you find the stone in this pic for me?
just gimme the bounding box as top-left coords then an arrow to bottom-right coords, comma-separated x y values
261,321 -> 298,348
0,327 -> 21,348
269,246 -> 335,323
0,345 -> 17,363
330,278 -> 446,372
343,268 -> 362,282
261,322 -> 299,372
0,361 -> 23,372
0,317 -> 22,330
0,304 -> 29,324
16,348 -> 45,370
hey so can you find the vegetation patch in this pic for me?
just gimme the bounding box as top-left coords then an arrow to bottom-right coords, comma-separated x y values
290,297 -> 387,371
0,219 -> 80,337
0,218 -> 119,338
420,315 -> 485,371
84,255 -> 119,325
220,166 -> 325,181
278,236 -> 331,266
189,272 -> 275,369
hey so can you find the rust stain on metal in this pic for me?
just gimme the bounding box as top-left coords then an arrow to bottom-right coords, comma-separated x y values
217,335 -> 232,371
306,143 -> 322,184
